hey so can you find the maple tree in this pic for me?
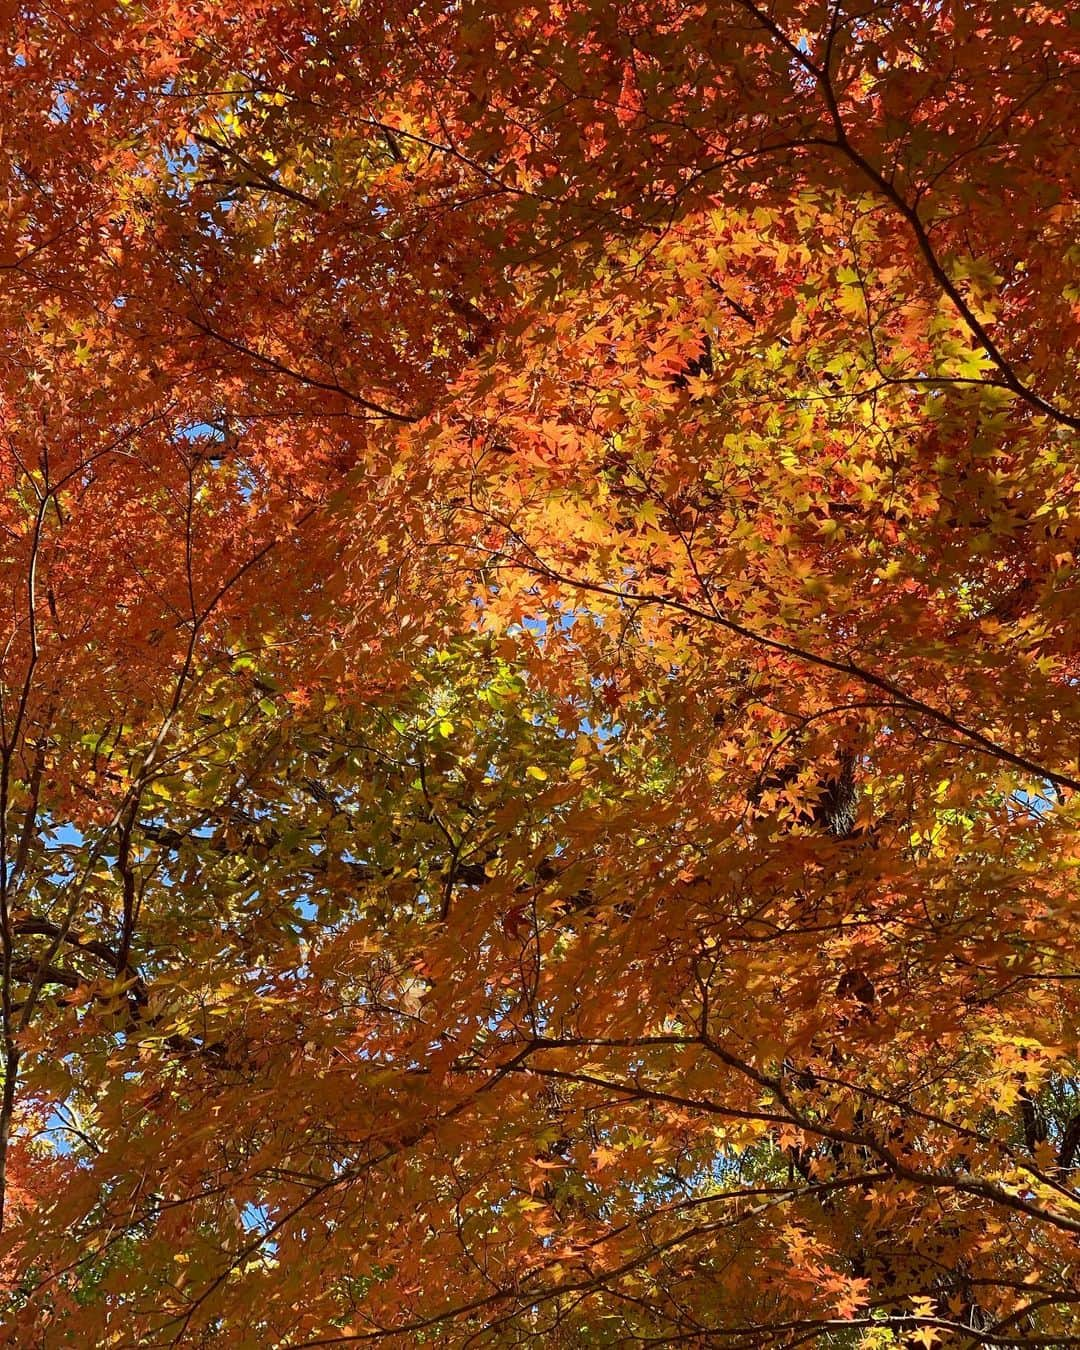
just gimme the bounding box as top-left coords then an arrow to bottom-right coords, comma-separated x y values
0,0 -> 1077,1344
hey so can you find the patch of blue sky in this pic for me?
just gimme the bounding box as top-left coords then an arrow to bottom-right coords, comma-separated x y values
240,1201 -> 274,1240
173,420 -> 224,442
40,1092 -> 96,1161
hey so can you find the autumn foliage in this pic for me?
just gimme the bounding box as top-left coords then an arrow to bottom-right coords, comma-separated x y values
0,0 -> 1077,1344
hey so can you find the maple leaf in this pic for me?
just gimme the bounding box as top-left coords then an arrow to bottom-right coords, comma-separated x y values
0,4 -> 1077,1347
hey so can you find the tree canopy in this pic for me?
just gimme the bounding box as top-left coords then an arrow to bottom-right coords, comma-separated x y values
0,1 -> 1078,1344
